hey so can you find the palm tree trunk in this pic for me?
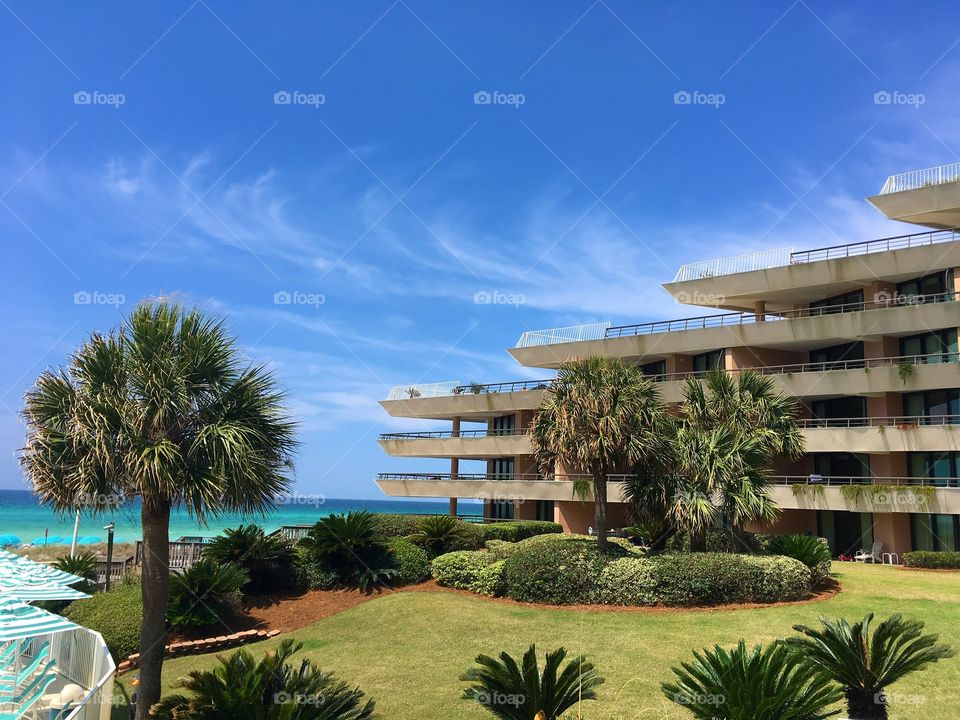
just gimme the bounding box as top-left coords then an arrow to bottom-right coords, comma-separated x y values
137,496 -> 171,718
689,528 -> 706,552
593,474 -> 608,550
846,687 -> 887,719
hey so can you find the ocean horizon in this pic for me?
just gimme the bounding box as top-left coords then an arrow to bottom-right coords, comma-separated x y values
0,489 -> 480,546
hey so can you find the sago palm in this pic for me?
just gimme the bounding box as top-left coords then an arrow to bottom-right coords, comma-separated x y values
299,511 -> 397,591
786,613 -> 954,719
205,524 -> 297,594
151,639 -> 376,720
662,640 -> 842,720
461,644 -> 603,720
531,357 -> 665,548
19,301 -> 298,716
407,514 -> 469,556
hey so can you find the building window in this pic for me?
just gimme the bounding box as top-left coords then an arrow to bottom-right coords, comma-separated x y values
692,349 -> 724,375
911,514 -> 960,551
900,330 -> 958,364
817,510 -> 873,556
814,453 -> 870,481
809,289 -> 864,315
535,500 -> 555,522
809,342 -> 864,371
811,397 -> 867,424
907,453 -> 960,487
897,270 -> 953,300
641,359 -> 666,380
491,415 -> 515,436
491,457 -> 514,480
903,389 -> 960,422
489,500 -> 514,520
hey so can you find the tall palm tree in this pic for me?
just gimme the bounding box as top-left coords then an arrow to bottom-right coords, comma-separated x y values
19,301 -> 297,717
785,613 -> 954,719
530,357 -> 665,549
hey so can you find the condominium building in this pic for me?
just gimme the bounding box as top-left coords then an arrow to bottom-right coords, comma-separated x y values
377,165 -> 960,560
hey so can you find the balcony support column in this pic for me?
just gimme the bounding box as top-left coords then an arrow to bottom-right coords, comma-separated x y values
449,497 -> 458,517
754,300 -> 766,322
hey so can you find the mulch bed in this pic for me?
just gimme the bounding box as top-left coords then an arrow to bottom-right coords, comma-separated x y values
169,579 -> 842,641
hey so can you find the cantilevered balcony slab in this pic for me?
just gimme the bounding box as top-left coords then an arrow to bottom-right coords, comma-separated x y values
869,164 -> 960,229
802,422 -> 960,454
769,482 -> 960,515
509,300 -> 959,368
378,430 -> 531,458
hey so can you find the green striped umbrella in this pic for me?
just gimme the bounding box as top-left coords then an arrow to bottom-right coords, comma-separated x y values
0,550 -> 85,586
0,577 -> 90,602
0,597 -> 78,641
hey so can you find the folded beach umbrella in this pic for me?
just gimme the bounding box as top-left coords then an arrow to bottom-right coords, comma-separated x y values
75,536 -> 100,545
30,536 -> 64,546
0,536 -> 20,548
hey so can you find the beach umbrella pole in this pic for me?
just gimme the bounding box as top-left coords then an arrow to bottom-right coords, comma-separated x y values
70,510 -> 81,558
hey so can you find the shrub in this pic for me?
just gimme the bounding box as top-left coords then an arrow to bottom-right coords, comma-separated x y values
477,521 -> 563,543
52,552 -> 98,594
483,539 -> 517,560
903,550 -> 960,569
152,639 -> 375,720
204,524 -> 297,594
431,551 -> 494,590
667,527 -> 766,554
292,547 -> 339,590
299,512 -> 397,592
167,559 -> 248,628
64,582 -> 142,661
766,534 -> 832,586
472,560 -> 506,597
387,538 -> 430,585
502,536 -> 628,604
596,554 -> 811,606
370,513 -> 422,538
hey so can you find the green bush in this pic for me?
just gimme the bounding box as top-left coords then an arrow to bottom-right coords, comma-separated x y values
299,512 -> 397,592
431,551 -> 494,590
204,524 -> 297,594
472,560 -> 506,596
167,559 -> 248,628
766,534 -> 832,587
407,515 -> 477,556
477,521 -> 563,543
370,513 -> 422,538
596,553 -> 811,606
292,547 -> 339,590
502,536 -> 629,604
484,539 -> 518,560
388,538 -> 430,585
667,528 -> 766,554
903,551 -> 960,569
64,583 -> 142,661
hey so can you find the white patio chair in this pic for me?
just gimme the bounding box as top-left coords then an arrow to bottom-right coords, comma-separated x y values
854,542 -> 882,563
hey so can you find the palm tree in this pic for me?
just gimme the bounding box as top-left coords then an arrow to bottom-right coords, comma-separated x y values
662,640 -> 842,720
205,524 -> 298,594
461,644 -> 603,720
530,357 -> 665,549
407,514 -> 469,556
151,639 -> 376,720
19,301 -> 297,717
786,613 -> 954,719
299,511 -> 397,591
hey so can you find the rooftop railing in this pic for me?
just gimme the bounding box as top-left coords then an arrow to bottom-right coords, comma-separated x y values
380,428 -> 529,439
386,381 -> 461,401
516,322 -> 611,348
879,162 -> 960,195
524,289 -> 957,343
672,227 -> 960,281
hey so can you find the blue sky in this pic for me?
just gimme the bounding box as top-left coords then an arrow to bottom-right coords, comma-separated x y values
2,1 -> 959,498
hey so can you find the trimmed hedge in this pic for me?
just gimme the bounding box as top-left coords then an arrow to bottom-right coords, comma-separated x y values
473,560 -> 507,596
370,514 -> 422,538
667,528 -> 767,554
388,537 -> 431,584
484,540 -> 518,560
502,536 -> 630,604
431,551 -> 494,590
903,551 -> 960,569
596,553 -> 811,606
478,521 -> 563,543
64,582 -> 142,661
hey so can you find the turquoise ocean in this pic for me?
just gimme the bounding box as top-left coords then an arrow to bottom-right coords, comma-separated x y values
0,489 -> 480,546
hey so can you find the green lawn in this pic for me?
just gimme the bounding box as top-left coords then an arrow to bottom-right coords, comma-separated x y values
138,564 -> 960,719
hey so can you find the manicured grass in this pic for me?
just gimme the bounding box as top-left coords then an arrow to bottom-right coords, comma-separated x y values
136,564 -> 960,719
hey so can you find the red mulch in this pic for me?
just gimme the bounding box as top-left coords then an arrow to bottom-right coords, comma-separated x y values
170,580 -> 841,641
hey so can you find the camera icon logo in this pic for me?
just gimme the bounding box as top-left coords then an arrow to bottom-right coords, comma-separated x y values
274,291 -> 292,305
473,91 -> 492,105
674,90 -> 692,105
274,91 -> 292,105
74,91 -> 92,105
874,91 -> 892,105
73,291 -> 91,305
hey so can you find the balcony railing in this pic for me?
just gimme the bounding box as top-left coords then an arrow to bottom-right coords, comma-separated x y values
380,428 -> 529,439
524,289 -> 957,343
386,381 -> 461,401
799,415 -> 960,428
672,228 -> 960,281
879,162 -> 960,195
772,475 -> 960,488
516,322 -> 611,348
376,472 -> 635,483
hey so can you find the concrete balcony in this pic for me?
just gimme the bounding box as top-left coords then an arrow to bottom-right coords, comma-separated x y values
801,416 -> 960,453
510,295 -> 959,368
769,476 -> 960,515
378,429 -> 531,458
869,163 -> 960,229
381,380 -> 550,420
375,472 -> 631,502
